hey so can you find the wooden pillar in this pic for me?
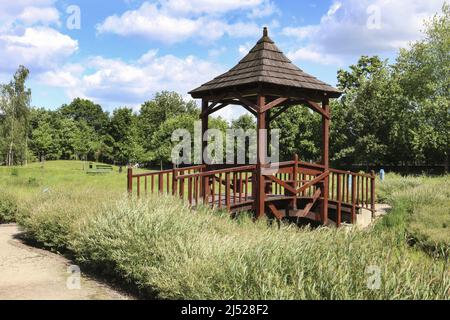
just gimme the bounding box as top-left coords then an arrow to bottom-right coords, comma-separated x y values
256,95 -> 266,218
321,96 -> 330,225
127,166 -> 133,195
201,99 -> 210,198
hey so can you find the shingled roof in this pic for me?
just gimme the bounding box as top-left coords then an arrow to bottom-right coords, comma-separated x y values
190,27 -> 341,98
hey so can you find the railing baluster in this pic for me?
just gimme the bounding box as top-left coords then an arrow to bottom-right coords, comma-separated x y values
233,172 -> 237,204
366,176 -> 369,208
137,176 -> 140,198
218,173 -> 222,208
351,174 -> 356,223
212,175 -> 216,207
188,177 -> 193,206
195,176 -> 199,206
226,173 -> 231,211
245,172 -> 248,201
239,172 -> 243,203
145,176 -> 147,195
337,174 -> 342,227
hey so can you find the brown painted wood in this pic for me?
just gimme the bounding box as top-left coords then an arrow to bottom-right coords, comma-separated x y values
351,174 -> 356,224
336,174 -> 342,227
256,95 -> 266,218
260,97 -> 288,113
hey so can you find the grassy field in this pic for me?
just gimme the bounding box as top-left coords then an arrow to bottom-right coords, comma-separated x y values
0,161 -> 448,299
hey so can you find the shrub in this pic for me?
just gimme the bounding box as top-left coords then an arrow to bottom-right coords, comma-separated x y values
0,193 -> 19,223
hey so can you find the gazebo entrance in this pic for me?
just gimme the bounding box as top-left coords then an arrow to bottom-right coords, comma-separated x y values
127,28 -> 376,227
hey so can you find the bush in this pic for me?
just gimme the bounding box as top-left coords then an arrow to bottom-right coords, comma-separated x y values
0,193 -> 19,223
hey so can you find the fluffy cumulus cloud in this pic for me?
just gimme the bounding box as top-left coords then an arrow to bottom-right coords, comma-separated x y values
40,50 -> 225,109
283,0 -> 444,64
0,27 -> 78,73
97,0 -> 276,43
0,1 -> 76,74
0,1 -> 60,28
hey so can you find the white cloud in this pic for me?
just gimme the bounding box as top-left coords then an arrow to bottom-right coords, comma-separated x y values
248,0 -> 279,18
287,47 -> 342,66
160,0 -> 265,16
97,1 -> 276,43
282,0 -> 444,61
0,27 -> 78,73
39,50 -> 225,109
18,6 -> 60,26
0,1 -> 58,29
238,42 -> 252,57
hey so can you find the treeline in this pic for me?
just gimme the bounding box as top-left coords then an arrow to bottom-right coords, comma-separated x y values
0,5 -> 448,171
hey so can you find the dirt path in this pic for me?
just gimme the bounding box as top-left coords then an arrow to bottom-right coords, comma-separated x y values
0,224 -> 130,300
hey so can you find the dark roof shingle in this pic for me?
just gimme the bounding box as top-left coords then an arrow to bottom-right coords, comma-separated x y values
190,28 -> 341,97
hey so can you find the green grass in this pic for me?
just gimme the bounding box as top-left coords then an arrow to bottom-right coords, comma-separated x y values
0,161 -> 449,299
376,173 -> 450,258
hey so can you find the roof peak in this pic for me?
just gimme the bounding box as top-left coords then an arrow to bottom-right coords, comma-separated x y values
189,28 -> 341,98
257,27 -> 274,44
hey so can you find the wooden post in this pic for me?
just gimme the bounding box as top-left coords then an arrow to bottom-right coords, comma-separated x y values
371,170 -> 376,219
201,99 -> 210,199
127,167 -> 133,195
336,174 -> 342,227
172,165 -> 177,196
292,154 -> 298,210
351,174 -> 356,224
256,95 -> 266,218
321,96 -> 330,225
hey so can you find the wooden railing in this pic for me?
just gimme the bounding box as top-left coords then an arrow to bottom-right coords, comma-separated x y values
127,158 -> 375,226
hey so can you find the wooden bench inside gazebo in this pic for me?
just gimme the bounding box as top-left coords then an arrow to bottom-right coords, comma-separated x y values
127,28 -> 375,227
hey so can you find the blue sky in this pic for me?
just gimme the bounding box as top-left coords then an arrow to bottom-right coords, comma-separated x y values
0,0 -> 445,120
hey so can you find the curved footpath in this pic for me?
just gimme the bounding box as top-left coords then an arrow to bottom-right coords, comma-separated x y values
0,224 -> 130,300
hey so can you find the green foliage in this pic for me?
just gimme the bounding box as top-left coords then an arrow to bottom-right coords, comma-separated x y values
0,65 -> 31,166
377,174 -> 450,258
0,192 -> 19,223
3,161 -> 449,299
272,106 -> 321,161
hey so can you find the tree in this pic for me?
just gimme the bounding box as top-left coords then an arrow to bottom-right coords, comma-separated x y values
138,91 -> 198,152
394,3 -> 450,171
31,121 -> 53,164
59,98 -> 109,134
0,66 -> 31,166
109,107 -> 145,165
271,106 -> 321,162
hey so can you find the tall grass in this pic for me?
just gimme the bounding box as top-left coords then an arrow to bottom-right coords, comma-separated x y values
1,162 -> 449,299
377,173 -> 450,258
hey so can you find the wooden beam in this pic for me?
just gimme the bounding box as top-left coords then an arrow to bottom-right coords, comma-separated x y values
268,203 -> 283,220
297,171 -> 329,194
203,103 -> 229,116
260,97 -> 288,113
304,100 -> 330,119
296,188 -> 321,218
256,95 -> 266,218
235,92 -> 259,112
268,104 -> 292,122
265,174 -> 297,194
321,97 -> 330,225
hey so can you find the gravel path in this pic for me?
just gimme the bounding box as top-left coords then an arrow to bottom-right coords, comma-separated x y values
0,224 -> 130,300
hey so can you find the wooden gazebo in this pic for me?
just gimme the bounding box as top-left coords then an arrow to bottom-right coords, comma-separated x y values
128,28 -> 376,226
